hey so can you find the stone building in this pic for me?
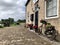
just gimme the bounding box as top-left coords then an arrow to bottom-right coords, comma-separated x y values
25,0 -> 60,33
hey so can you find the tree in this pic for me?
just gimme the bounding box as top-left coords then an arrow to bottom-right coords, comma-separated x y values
8,18 -> 14,24
17,19 -> 26,23
1,19 -> 5,24
1,18 -> 14,27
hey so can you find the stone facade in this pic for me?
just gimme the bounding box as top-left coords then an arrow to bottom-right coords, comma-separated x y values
44,0 -> 60,33
25,0 -> 34,25
25,0 -> 60,33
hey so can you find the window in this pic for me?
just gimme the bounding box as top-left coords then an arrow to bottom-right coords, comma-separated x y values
30,14 -> 34,21
46,0 -> 57,18
35,4 -> 39,11
27,12 -> 29,22
33,0 -> 39,4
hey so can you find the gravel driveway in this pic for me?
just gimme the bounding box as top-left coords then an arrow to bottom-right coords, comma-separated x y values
0,24 -> 59,45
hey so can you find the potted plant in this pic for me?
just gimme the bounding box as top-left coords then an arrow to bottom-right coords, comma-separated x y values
33,25 -> 38,29
27,24 -> 33,30
40,20 -> 47,25
33,25 -> 38,32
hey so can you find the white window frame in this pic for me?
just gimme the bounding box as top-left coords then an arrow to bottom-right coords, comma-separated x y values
45,0 -> 59,19
33,0 -> 39,4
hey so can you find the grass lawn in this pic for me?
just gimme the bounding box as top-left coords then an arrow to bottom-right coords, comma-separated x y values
10,23 -> 20,26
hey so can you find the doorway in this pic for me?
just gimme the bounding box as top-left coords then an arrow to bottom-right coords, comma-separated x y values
35,11 -> 38,32
35,11 -> 38,26
30,14 -> 34,30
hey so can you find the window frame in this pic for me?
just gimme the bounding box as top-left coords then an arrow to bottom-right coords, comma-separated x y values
45,0 -> 59,19
33,0 -> 39,4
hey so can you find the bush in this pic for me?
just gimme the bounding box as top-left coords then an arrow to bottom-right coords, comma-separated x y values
16,22 -> 20,25
0,24 -> 4,28
0,26 -> 4,28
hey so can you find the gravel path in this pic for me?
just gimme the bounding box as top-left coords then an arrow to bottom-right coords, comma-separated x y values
0,24 -> 59,45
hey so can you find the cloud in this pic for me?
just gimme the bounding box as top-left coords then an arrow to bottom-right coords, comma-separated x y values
0,0 -> 27,21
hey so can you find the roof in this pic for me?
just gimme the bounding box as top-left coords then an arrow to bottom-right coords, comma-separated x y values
25,0 -> 30,6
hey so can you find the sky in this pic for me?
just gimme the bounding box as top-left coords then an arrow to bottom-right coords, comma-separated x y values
0,0 -> 27,21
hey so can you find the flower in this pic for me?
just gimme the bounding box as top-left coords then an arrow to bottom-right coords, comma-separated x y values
27,24 -> 33,28
33,25 -> 38,29
28,24 -> 31,26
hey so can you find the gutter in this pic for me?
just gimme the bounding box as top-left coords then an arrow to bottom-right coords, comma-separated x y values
25,0 -> 30,6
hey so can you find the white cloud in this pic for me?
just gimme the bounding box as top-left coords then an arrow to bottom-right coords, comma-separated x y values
0,0 -> 27,21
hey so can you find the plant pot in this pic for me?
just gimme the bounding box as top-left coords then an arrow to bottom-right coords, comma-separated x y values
35,28 -> 38,33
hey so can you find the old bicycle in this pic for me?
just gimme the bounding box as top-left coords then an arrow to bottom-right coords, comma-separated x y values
38,20 -> 58,40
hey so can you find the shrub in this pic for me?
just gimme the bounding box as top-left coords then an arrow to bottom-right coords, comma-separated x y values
0,24 -> 4,28
16,22 -> 20,25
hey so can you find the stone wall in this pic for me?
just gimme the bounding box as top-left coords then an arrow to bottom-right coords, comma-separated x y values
38,0 -> 60,33
26,0 -> 33,24
26,0 -> 60,33
38,0 -> 45,27
45,0 -> 60,33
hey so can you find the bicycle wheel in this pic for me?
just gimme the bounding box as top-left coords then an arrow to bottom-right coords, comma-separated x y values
45,30 -> 57,40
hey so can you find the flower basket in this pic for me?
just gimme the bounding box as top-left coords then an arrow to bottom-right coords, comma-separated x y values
46,23 -> 55,30
27,24 -> 33,28
28,24 -> 32,27
27,24 -> 33,30
40,20 -> 47,25
33,25 -> 38,33
33,25 -> 38,29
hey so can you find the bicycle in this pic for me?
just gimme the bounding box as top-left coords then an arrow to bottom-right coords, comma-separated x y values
38,20 -> 58,40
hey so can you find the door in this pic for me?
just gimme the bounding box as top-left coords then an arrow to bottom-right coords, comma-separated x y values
35,11 -> 38,26
35,11 -> 38,32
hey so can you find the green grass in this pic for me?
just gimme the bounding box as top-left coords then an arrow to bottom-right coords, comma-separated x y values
11,23 -> 20,26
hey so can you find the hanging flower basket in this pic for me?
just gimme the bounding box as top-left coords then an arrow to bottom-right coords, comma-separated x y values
40,20 -> 47,25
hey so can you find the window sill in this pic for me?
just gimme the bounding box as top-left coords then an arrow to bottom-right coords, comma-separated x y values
45,16 -> 59,19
